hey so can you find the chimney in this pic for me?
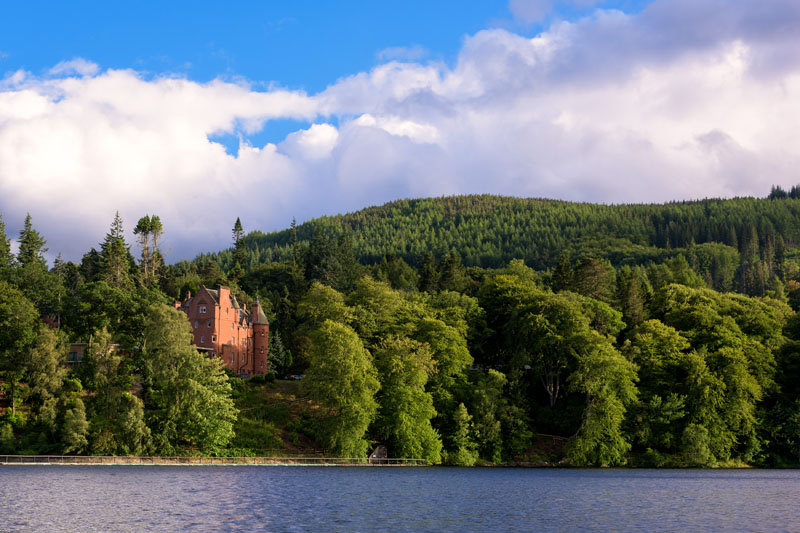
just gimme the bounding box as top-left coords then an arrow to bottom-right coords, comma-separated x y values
219,286 -> 230,302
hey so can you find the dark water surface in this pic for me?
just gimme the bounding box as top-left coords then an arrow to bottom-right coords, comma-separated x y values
1,466 -> 798,531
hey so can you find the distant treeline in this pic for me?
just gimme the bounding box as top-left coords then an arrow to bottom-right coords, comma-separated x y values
196,193 -> 800,293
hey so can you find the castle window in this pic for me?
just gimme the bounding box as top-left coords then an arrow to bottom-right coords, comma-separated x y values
212,334 -> 217,342
261,330 -> 265,337
194,320 -> 198,329
260,346 -> 264,354
200,305 -> 207,313
200,336 -> 205,343
207,321 -> 211,328
69,351 -> 79,362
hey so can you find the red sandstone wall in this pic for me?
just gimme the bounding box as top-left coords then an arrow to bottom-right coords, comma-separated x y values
179,286 -> 266,377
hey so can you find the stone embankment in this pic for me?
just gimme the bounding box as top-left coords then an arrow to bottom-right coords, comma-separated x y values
0,455 -> 425,466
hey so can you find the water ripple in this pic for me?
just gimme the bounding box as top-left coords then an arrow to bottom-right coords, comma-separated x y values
0,466 -> 798,531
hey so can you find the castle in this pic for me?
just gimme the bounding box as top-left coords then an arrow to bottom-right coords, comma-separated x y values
176,286 -> 269,377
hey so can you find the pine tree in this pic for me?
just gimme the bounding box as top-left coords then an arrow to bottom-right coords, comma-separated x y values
231,217 -> 247,282
268,330 -> 292,376
552,255 -> 573,292
0,213 -> 11,279
134,214 -> 164,285
419,253 -> 439,293
17,213 -> 47,267
100,212 -> 133,290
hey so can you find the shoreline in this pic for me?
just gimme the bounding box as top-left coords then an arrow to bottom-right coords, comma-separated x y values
0,455 -> 426,467
1,456 -> 788,469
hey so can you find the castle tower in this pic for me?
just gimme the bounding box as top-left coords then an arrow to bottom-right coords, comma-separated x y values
250,298 -> 270,375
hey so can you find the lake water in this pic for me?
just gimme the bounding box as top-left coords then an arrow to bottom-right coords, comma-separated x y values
1,466 -> 798,531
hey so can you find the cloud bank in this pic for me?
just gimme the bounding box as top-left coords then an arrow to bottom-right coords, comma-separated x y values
2,0 -> 800,261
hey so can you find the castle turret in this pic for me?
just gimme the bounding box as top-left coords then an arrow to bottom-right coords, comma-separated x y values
251,298 -> 270,375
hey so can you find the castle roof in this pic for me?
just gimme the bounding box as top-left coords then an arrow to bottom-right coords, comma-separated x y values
251,299 -> 269,325
182,286 -> 218,308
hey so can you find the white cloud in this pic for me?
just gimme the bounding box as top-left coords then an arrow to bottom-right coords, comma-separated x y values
280,123 -> 339,160
353,114 -> 440,144
49,58 -> 99,77
2,1 -> 800,261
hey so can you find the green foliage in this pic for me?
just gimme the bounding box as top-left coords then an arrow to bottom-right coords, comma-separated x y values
0,281 -> 39,416
220,195 -> 800,279
267,330 -> 292,377
17,213 -> 47,268
5,193 -> 800,465
373,336 -> 442,463
571,257 -> 616,304
99,212 -> 135,290
134,214 -> 164,286
443,403 -> 478,466
62,399 -> 89,454
303,320 -> 380,457
462,369 -> 507,463
373,253 -> 419,291
648,285 -> 781,462
0,213 -> 12,278
26,325 -> 68,425
83,327 -> 151,455
297,282 -> 353,328
143,304 -> 237,453
682,423 -> 713,466
566,341 -> 637,466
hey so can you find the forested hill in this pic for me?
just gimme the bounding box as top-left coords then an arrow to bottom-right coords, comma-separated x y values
204,193 -> 800,272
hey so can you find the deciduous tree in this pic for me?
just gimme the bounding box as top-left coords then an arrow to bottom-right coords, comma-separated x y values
142,304 -> 237,453
303,319 -> 379,457
373,336 -> 441,463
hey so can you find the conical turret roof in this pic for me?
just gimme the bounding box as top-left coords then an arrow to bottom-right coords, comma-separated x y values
252,298 -> 270,325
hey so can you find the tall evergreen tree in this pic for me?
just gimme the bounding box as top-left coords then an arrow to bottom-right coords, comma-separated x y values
439,251 -> 469,293
17,213 -> 47,267
552,255 -> 573,292
0,213 -> 12,279
100,212 -> 133,290
419,253 -> 439,293
134,214 -> 164,285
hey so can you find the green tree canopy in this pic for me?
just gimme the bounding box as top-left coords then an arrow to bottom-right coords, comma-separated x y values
303,319 -> 380,457
142,304 -> 237,453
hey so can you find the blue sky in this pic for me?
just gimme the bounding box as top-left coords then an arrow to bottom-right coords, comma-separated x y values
2,0 -> 799,261
1,1 -> 645,147
3,1 -> 648,89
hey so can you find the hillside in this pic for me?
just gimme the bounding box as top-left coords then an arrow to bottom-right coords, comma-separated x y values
5,190 -> 800,466
200,194 -> 800,272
